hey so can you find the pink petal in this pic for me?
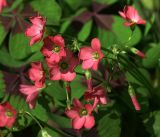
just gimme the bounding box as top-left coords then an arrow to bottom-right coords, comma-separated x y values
65,109 -> 79,119
69,56 -> 79,71
51,35 -> 65,47
49,53 -> 61,63
100,97 -> 107,105
118,11 -> 126,19
26,91 -> 39,109
0,113 -> 7,127
0,0 -> 7,13
61,71 -> 76,82
28,68 -> 41,81
19,85 -> 38,95
73,98 -> 83,108
91,38 -> 101,50
84,115 -> 95,129
85,104 -> 93,115
79,47 -> 93,60
25,25 -> 41,37
29,33 -> 42,46
137,19 -> 146,25
72,117 -> 85,129
82,59 -> 94,70
5,117 -> 16,128
92,61 -> 99,71
99,51 -> 104,59
30,16 -> 45,27
125,6 -> 138,20
124,22 -> 134,27
41,48 -> 52,57
50,67 -> 61,81
92,97 -> 99,109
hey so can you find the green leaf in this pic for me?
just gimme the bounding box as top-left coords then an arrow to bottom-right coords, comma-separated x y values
0,71 -> 5,99
78,20 -> 93,41
9,33 -> 31,60
45,81 -> 66,106
65,0 -> 82,10
112,16 -> 141,47
143,43 -> 160,68
71,68 -> 86,99
98,112 -> 121,137
141,0 -> 154,10
95,0 -> 118,5
30,41 -> 43,52
48,113 -> 71,128
145,111 -> 160,137
30,0 -> 62,25
31,103 -> 49,122
0,23 -> 7,46
39,128 -> 60,137
0,48 -> 43,67
126,68 -> 150,86
60,20 -> 72,34
98,28 -> 117,48
13,113 -> 32,132
9,95 -> 28,110
98,16 -> 141,48
31,101 -> 71,128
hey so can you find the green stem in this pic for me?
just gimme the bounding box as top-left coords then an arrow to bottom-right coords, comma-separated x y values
25,111 -> 43,130
118,54 -> 153,92
64,82 -> 71,109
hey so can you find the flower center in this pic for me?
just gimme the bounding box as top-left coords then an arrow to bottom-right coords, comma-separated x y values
80,109 -> 88,116
5,110 -> 13,117
60,62 -> 68,70
52,45 -> 60,53
92,52 -> 99,60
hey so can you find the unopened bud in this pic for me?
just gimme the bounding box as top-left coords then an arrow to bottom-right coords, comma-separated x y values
130,48 -> 145,58
128,84 -> 141,111
41,129 -> 51,137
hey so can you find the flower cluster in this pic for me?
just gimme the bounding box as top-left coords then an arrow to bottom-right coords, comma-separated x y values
16,5 -> 146,130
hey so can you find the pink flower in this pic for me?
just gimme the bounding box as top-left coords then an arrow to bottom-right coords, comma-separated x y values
19,85 -> 43,109
65,98 -> 95,129
25,16 -> 46,46
79,38 -> 104,70
85,86 -> 107,108
119,6 -> 146,26
41,35 -> 66,63
28,62 -> 45,88
0,102 -> 16,128
0,0 -> 7,13
49,49 -> 78,82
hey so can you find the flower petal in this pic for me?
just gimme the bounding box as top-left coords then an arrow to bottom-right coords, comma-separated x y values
82,59 -> 94,70
79,47 -> 93,60
73,98 -> 83,108
50,65 -> 61,80
85,104 -> 93,115
91,38 -> 101,50
84,115 -> 95,129
72,117 -> 85,129
65,109 -> 79,119
61,71 -> 76,82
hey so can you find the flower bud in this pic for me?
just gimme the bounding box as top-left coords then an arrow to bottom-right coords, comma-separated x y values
130,47 -> 145,58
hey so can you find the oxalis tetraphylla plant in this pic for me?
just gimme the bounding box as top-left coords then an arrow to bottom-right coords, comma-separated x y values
0,1 -> 154,137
